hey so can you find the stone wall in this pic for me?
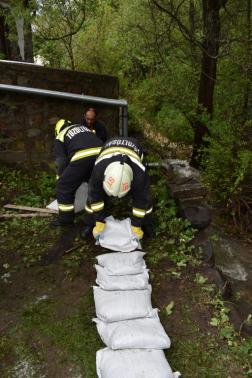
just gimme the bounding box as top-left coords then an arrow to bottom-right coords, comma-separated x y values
0,61 -> 119,172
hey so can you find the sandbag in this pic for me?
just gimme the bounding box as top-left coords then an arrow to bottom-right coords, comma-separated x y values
93,309 -> 171,350
46,182 -> 88,213
46,199 -> 58,211
95,265 -> 149,291
96,251 -> 147,276
93,285 -> 154,322
96,348 -> 176,378
73,182 -> 88,213
97,215 -> 141,252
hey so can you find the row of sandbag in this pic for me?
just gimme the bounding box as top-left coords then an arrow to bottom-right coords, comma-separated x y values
92,251 -> 181,378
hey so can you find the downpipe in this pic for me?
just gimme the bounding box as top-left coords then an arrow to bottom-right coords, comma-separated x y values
146,162 -> 169,172
0,83 -> 128,137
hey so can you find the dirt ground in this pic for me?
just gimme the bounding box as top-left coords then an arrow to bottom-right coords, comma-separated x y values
0,214 -> 246,377
0,130 -> 249,377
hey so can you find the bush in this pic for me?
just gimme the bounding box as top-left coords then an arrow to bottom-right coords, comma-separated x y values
201,119 -> 252,208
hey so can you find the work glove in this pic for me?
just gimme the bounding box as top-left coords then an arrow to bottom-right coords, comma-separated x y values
93,222 -> 106,241
131,226 -> 143,243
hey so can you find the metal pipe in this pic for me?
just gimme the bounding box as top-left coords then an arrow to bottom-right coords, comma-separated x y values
146,162 -> 169,172
21,124 -> 40,195
0,83 -> 128,136
122,105 -> 128,137
0,59 -> 44,66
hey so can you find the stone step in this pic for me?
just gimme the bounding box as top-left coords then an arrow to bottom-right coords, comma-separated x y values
166,177 -> 208,199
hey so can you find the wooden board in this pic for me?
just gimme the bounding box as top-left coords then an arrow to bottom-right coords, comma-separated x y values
40,221 -> 85,266
4,204 -> 58,214
0,213 -> 53,218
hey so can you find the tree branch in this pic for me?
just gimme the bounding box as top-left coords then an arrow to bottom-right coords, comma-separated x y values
38,8 -> 85,41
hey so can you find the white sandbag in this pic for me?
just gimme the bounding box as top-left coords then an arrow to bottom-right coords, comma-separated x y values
97,215 -> 141,252
96,251 -> 146,276
46,182 -> 88,213
46,199 -> 58,211
74,182 -> 88,213
93,309 -> 171,350
96,348 -> 176,378
93,285 -> 154,322
95,265 -> 149,291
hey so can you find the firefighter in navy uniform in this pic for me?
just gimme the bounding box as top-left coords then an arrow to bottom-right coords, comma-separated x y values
50,120 -> 103,227
80,136 -> 156,240
79,108 -> 107,143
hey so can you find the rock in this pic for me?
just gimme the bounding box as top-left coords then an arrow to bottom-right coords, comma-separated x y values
202,267 -> 231,299
0,131 -> 9,139
179,205 -> 212,230
229,294 -> 252,334
225,302 -> 252,336
176,196 -> 203,207
27,128 -> 41,138
225,302 -> 243,332
166,164 -> 174,181
166,177 -> 208,199
189,232 -> 215,265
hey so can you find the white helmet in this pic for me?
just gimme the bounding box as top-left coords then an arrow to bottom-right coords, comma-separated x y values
103,161 -> 133,198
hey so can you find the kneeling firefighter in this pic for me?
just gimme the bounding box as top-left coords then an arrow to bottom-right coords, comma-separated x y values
80,136 -> 156,240
50,119 -> 103,227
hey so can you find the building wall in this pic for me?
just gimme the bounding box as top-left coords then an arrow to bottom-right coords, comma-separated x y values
0,61 -> 119,172
0,1 -> 34,62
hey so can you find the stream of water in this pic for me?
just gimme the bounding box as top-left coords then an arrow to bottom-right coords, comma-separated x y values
169,159 -> 252,319
206,223 -> 252,319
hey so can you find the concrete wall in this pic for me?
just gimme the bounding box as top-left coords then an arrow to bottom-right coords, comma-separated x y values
0,61 -> 119,172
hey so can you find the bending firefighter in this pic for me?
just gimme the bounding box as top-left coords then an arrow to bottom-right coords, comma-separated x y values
81,137 -> 156,240
50,119 -> 103,227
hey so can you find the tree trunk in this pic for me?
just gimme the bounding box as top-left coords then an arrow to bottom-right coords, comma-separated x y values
190,0 -> 221,169
243,0 -> 251,116
189,0 -> 196,64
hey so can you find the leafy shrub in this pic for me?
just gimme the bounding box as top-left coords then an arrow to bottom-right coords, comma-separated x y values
201,119 -> 252,208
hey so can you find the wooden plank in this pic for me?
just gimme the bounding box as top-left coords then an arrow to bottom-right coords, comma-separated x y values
0,213 -> 53,218
66,244 -> 82,253
4,204 -> 58,214
40,221 -> 85,266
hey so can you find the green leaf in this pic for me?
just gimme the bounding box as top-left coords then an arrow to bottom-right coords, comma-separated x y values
221,314 -> 229,323
3,263 -> 10,269
210,235 -> 218,241
160,222 -> 166,230
167,239 -> 175,244
7,326 -> 18,334
171,271 -> 181,277
195,273 -> 208,284
166,301 -> 174,316
219,326 -> 233,339
210,318 -> 219,326
177,259 -> 186,267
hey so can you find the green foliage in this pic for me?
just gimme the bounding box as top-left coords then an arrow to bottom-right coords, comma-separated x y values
36,172 -> 55,198
152,179 -> 177,236
201,118 -> 252,207
165,301 -> 174,316
195,273 -> 208,285
0,167 -> 32,194
126,68 -> 196,146
148,178 -> 198,267
0,168 -> 55,208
